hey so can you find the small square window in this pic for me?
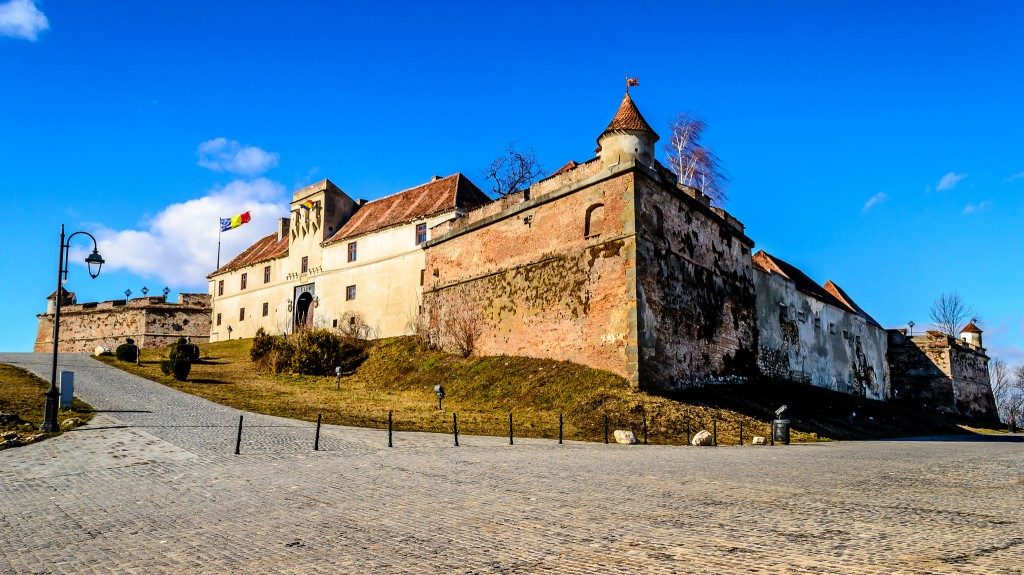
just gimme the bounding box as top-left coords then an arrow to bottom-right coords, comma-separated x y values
332,319 -> 338,328
346,285 -> 356,301
264,266 -> 271,283
262,302 -> 269,317
416,223 -> 427,245
216,313 -> 221,326
348,242 -> 357,262
241,273 -> 247,290
239,308 -> 245,321
217,280 -> 224,296
301,256 -> 309,273
420,269 -> 425,286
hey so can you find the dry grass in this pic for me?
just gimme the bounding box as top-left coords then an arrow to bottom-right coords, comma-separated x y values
97,337 -> 832,445
0,363 -> 94,444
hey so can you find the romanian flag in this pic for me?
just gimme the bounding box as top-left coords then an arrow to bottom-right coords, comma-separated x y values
220,211 -> 251,232
300,200 -> 314,211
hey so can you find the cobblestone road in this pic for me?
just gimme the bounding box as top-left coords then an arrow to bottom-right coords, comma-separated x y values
1,353 -> 1022,574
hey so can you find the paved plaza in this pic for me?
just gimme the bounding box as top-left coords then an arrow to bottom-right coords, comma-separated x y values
1,353 -> 1022,574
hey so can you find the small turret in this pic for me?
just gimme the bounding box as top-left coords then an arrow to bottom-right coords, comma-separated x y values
960,321 -> 982,348
596,93 -> 659,168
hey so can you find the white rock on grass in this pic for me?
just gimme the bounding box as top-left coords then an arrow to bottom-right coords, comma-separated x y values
613,430 -> 638,444
691,429 -> 714,446
752,436 -> 767,445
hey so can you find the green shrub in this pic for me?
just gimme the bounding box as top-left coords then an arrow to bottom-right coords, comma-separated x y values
269,337 -> 295,374
115,338 -> 138,362
290,329 -> 343,376
160,339 -> 193,381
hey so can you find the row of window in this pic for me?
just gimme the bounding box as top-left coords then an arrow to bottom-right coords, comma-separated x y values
217,223 -> 431,296
214,286 -> 359,327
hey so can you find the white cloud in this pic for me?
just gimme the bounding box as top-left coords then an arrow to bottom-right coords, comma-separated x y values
0,0 -> 48,40
197,138 -> 279,176
1003,171 -> 1024,183
861,192 -> 887,213
72,179 -> 288,287
963,200 -> 992,215
936,172 -> 967,191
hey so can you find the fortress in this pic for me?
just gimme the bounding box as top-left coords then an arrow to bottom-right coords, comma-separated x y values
37,91 -> 997,421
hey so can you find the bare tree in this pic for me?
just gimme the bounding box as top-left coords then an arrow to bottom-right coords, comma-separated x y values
990,358 -> 1013,421
483,143 -> 544,198
928,292 -> 976,337
441,306 -> 482,358
664,112 -> 728,206
1009,364 -> 1024,429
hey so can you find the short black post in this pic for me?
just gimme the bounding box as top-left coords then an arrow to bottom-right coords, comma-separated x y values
604,414 -> 609,444
314,413 -> 322,451
453,413 -> 459,447
509,412 -> 514,445
686,423 -> 691,445
643,417 -> 648,445
770,422 -> 774,446
558,412 -> 563,445
388,411 -> 393,448
234,414 -> 243,455
712,419 -> 718,446
738,420 -> 743,446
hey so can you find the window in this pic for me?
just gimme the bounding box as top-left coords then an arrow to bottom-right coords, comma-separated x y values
348,242 -> 357,262
416,223 -> 427,245
239,308 -> 245,321
420,269 -> 425,286
262,302 -> 269,317
216,313 -> 221,326
240,273 -> 247,290
332,319 -> 338,328
217,280 -> 224,296
301,256 -> 308,273
585,203 -> 605,238
263,266 -> 271,283
346,285 -> 356,301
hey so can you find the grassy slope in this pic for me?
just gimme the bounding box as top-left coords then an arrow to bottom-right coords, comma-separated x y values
0,363 -> 94,445
98,336 -> 981,444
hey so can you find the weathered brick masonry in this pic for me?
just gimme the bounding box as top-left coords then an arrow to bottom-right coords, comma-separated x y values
35,293 -> 211,352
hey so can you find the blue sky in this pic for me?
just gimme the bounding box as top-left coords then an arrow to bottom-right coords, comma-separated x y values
1,1 -> 1022,364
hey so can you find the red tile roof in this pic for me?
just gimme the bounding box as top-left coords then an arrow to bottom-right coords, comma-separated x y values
208,232 -> 288,278
324,173 -> 488,244
960,321 -> 982,334
823,280 -> 882,329
599,93 -> 658,142
552,160 -> 579,175
47,287 -> 75,302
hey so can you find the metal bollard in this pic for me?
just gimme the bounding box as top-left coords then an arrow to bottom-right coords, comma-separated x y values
643,417 -> 648,445
558,412 -> 563,445
713,419 -> 717,446
770,423 -> 774,446
604,414 -> 609,444
509,412 -> 514,445
388,411 -> 393,448
686,423 -> 691,445
453,413 -> 459,447
314,413 -> 322,451
234,415 -> 243,455
739,420 -> 743,446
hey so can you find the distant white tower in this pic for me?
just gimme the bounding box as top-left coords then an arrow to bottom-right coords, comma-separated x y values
960,320 -> 983,348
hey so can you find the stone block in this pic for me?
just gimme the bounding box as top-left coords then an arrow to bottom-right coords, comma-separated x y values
613,430 -> 638,444
691,429 -> 714,446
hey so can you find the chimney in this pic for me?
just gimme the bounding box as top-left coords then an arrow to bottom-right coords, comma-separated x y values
278,217 -> 290,241
431,175 -> 442,182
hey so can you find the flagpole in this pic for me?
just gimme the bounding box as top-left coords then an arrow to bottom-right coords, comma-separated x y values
217,223 -> 222,269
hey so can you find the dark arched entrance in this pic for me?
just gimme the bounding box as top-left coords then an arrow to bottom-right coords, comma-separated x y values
295,292 -> 314,330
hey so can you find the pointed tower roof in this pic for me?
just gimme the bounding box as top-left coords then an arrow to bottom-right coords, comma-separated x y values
960,321 -> 982,334
598,93 -> 658,143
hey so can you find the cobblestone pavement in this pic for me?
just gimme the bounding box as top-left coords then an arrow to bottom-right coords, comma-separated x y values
1,353 -> 1022,574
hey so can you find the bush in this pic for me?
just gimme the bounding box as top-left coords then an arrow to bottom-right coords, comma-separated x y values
115,339 -> 138,362
291,328 -> 345,376
269,337 -> 295,374
250,328 -> 275,362
160,338 -> 193,381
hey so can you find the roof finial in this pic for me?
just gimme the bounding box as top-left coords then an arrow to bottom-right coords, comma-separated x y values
625,76 -> 639,93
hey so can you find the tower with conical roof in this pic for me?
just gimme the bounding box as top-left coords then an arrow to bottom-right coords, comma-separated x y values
960,321 -> 983,348
595,93 -> 659,168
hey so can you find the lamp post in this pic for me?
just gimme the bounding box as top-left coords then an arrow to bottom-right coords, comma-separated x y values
908,320 -> 915,336
162,286 -> 170,300
141,286 -> 149,297
124,289 -> 131,300
42,225 -> 104,433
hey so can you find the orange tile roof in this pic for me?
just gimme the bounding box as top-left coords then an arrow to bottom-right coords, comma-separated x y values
599,93 -> 658,142
208,232 -> 288,278
823,280 -> 882,329
324,173 -> 488,244
960,321 -> 982,334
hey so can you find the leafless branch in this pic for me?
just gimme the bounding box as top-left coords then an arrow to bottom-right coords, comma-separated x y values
482,143 -> 544,198
928,292 -> 976,337
664,112 -> 728,206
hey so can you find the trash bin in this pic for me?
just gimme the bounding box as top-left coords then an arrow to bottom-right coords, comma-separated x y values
772,419 -> 790,445
59,371 -> 74,409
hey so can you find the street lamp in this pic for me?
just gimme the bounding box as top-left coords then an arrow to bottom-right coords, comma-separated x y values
42,225 -> 104,433
908,320 -> 915,336
141,286 -> 149,297
434,384 -> 446,410
124,289 -> 131,300
162,286 -> 170,299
